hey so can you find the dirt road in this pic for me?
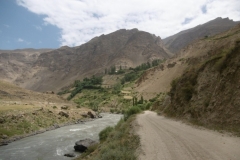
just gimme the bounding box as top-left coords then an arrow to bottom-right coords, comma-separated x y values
136,111 -> 240,160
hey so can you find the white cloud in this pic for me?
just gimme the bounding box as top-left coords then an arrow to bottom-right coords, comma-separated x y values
33,25 -> 42,31
16,0 -> 240,47
17,38 -> 31,45
18,38 -> 24,42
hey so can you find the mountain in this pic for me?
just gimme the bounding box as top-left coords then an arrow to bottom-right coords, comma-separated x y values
0,48 -> 52,85
163,17 -> 239,53
0,29 -> 170,92
137,23 -> 240,134
165,24 -> 240,134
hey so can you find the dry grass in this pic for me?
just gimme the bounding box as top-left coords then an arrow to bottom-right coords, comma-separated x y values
0,104 -> 36,111
121,90 -> 131,94
123,96 -> 133,100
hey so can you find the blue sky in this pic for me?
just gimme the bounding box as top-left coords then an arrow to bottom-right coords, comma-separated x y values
1,0 -> 240,50
0,0 -> 60,49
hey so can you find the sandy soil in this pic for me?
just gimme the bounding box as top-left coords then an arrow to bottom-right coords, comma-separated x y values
134,60 -> 187,100
136,111 -> 240,160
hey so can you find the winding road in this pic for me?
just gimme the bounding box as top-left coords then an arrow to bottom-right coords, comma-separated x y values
136,111 -> 240,160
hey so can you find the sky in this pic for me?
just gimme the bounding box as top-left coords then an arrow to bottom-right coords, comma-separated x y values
0,0 -> 240,50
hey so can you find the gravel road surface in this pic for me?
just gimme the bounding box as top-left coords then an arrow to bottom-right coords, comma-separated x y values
136,111 -> 240,160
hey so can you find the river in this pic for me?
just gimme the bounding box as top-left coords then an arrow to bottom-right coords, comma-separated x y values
0,113 -> 122,160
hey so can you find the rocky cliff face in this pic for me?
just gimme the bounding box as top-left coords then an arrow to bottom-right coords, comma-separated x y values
164,24 -> 240,135
0,29 -> 170,92
163,17 -> 239,54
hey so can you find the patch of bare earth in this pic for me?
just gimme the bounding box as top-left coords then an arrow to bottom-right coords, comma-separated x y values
136,111 -> 240,160
134,59 -> 187,100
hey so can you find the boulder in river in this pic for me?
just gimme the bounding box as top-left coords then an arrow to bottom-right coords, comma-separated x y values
64,153 -> 76,157
74,138 -> 97,152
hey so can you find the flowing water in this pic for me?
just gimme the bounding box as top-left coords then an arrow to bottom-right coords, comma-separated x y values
0,113 -> 122,160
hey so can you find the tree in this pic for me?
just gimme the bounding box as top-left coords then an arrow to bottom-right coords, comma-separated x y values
138,95 -> 144,104
109,66 -> 116,74
105,68 -> 108,74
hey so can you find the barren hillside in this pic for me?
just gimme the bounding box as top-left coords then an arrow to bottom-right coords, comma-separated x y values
135,23 -> 240,101
163,17 -> 239,53
0,49 -> 52,85
0,29 -> 170,92
162,24 -> 240,135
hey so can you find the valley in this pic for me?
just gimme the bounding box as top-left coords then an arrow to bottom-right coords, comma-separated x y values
0,17 -> 240,160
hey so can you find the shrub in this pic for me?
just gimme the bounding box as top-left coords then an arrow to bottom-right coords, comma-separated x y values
99,126 -> 114,142
110,109 -> 114,113
79,143 -> 98,158
181,83 -> 195,101
86,117 -> 139,160
137,104 -> 145,110
124,106 -> 141,120
145,102 -> 152,110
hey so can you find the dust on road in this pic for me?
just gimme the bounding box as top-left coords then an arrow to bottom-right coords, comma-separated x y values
136,111 -> 240,160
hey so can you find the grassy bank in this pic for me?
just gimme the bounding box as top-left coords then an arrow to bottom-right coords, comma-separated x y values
74,102 -> 151,160
77,116 -> 140,160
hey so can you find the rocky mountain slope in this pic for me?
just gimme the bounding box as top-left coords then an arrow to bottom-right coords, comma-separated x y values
163,17 -> 239,53
0,29 -> 170,92
0,48 -> 52,85
161,24 -> 240,135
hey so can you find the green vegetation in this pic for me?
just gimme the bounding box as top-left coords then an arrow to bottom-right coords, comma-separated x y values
133,59 -> 164,72
124,106 -> 141,120
78,117 -> 140,160
121,71 -> 140,84
164,39 -> 240,136
0,109 -> 69,137
64,60 -> 165,113
121,59 -> 164,84
99,126 -> 114,142
62,76 -> 103,100
105,65 -> 125,75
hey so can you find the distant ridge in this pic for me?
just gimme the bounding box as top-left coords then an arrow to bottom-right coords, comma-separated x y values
0,29 -> 170,92
163,17 -> 239,53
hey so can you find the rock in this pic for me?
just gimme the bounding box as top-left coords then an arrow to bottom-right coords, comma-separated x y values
0,142 -> 8,146
46,91 -> 55,94
0,118 -> 5,123
53,124 -> 60,129
59,111 -> 69,118
98,115 -> 103,118
2,135 -> 8,139
64,153 -> 76,157
87,111 -> 96,118
81,112 -> 88,118
74,138 -> 97,152
61,105 -> 69,110
32,112 -> 37,115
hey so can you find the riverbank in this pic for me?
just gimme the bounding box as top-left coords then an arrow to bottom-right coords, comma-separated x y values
0,117 -> 96,146
0,113 -> 122,160
0,106 -> 102,146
